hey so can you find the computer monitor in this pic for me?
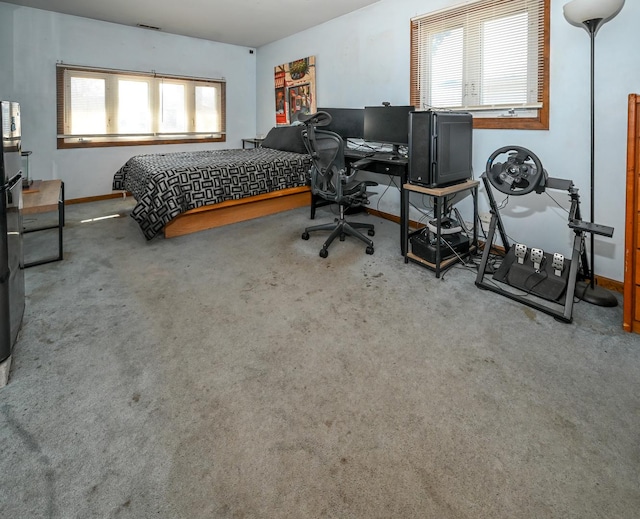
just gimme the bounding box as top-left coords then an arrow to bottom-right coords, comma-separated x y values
363,105 -> 415,151
317,107 -> 364,140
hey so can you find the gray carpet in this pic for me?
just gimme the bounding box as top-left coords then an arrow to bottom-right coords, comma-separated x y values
1,197 -> 639,518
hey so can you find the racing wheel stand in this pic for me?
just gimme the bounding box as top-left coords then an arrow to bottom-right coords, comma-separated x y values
475,146 -> 614,323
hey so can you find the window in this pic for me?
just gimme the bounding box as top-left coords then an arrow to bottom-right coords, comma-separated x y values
410,0 -> 549,130
57,64 -> 226,148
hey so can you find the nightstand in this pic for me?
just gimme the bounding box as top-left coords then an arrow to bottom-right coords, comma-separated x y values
242,138 -> 264,149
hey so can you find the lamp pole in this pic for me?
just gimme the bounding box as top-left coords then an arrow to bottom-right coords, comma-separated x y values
563,0 -> 623,307
588,19 -> 598,291
573,17 -> 617,306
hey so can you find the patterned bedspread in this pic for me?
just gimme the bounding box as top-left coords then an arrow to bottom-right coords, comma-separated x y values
113,148 -> 311,239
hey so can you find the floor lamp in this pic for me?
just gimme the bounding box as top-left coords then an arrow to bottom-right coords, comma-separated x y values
563,0 -> 624,307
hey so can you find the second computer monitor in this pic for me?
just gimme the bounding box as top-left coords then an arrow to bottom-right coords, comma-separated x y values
363,105 -> 415,147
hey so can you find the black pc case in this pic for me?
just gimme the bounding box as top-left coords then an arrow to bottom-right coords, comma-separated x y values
408,110 -> 473,188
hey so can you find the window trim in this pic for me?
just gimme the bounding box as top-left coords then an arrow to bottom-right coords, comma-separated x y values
410,0 -> 550,130
56,64 -> 227,149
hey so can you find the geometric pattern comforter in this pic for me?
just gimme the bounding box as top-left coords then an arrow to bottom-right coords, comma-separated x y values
113,148 -> 311,239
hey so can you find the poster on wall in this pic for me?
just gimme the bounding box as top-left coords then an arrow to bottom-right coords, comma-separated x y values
274,56 -> 316,126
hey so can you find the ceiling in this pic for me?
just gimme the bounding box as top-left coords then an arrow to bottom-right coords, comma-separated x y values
3,0 -> 382,48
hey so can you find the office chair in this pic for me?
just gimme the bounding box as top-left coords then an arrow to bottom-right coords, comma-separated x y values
299,111 -> 377,258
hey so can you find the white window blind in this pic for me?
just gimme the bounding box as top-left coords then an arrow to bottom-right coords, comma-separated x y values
57,64 -> 226,148
118,79 -> 151,134
410,0 -> 548,128
195,86 -> 219,133
69,75 -> 106,135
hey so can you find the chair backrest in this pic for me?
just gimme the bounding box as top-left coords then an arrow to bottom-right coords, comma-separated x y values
300,113 -> 346,203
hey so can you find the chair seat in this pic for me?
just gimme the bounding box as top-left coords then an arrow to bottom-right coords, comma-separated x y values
343,180 -> 378,196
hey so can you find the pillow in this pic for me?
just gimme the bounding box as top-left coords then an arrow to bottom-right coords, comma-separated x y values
260,125 -> 307,155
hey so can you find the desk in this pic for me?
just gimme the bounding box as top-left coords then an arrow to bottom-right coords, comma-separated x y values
402,179 -> 479,277
309,150 -> 409,254
23,179 -> 64,268
242,138 -> 264,149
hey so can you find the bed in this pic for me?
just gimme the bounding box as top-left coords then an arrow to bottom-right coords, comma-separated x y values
112,126 -> 312,239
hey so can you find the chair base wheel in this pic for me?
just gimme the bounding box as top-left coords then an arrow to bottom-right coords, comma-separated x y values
303,211 -> 374,258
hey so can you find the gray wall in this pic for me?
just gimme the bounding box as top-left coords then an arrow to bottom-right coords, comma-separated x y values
256,0 -> 638,282
0,2 -> 257,200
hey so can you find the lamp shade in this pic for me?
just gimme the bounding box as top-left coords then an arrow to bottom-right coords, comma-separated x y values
564,0 -> 624,26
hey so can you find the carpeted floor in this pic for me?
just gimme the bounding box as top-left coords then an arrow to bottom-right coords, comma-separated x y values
1,197 -> 638,518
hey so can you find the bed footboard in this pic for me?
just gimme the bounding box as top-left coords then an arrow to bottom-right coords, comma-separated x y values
163,186 -> 311,238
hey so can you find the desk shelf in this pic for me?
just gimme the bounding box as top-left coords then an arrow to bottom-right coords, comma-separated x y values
405,248 -> 477,271
402,179 -> 479,277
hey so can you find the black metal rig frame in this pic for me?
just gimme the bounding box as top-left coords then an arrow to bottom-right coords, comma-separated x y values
475,175 -> 613,323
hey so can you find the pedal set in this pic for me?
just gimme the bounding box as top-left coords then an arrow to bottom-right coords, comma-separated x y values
513,244 -> 565,276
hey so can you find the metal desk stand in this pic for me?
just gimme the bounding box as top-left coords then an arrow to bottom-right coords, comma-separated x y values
23,180 -> 64,268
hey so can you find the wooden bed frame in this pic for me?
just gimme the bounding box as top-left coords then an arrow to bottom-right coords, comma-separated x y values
163,186 -> 311,238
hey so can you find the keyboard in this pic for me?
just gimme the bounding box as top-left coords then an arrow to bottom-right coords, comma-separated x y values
373,153 -> 406,162
345,149 -> 375,159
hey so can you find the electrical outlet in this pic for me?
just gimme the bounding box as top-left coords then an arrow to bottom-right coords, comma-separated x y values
479,212 -> 492,232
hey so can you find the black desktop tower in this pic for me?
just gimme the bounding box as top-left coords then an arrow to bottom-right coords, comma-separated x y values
408,110 -> 473,188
